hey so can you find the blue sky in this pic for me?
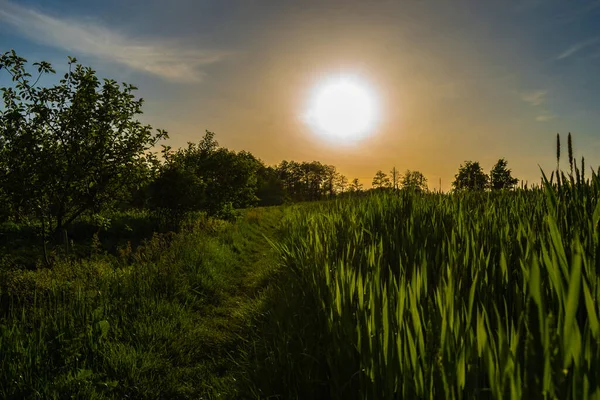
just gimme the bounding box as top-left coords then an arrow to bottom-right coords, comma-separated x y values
1,0 -> 599,189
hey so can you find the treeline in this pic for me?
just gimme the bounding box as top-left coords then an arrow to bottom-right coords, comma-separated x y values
0,51 -> 522,239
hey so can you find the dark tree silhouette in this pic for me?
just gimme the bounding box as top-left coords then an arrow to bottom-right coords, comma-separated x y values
372,170 -> 391,189
335,174 -> 348,193
489,158 -> 518,190
0,50 -> 167,244
401,170 -> 428,192
452,161 -> 488,191
350,178 -> 363,192
150,131 -> 262,218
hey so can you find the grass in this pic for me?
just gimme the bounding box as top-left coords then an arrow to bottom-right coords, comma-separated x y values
245,167 -> 600,399
0,206 -> 284,399
2,165 -> 599,399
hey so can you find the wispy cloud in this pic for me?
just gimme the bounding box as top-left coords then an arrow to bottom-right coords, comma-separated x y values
556,36 -> 600,60
0,1 -> 232,83
520,90 -> 557,122
536,113 -> 556,122
521,90 -> 547,106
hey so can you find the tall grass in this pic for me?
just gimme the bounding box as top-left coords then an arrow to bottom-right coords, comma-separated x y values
0,208 -> 283,399
249,165 -> 600,399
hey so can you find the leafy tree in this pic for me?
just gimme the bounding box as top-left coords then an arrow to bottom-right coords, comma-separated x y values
149,161 -> 206,223
151,131 -> 261,217
335,174 -> 348,194
349,178 -> 363,192
489,158 -> 518,190
401,170 -> 428,192
0,50 -> 167,242
256,165 -> 286,206
275,160 -> 334,201
372,170 -> 391,189
322,165 -> 338,198
452,161 -> 488,191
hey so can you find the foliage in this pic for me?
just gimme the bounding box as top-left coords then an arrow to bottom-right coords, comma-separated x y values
147,162 -> 206,222
372,170 -> 391,189
401,169 -> 428,192
350,178 -> 364,192
335,174 -> 349,194
256,165 -> 286,206
149,131 -> 261,218
276,160 -> 337,201
489,158 -> 518,190
249,164 -> 600,399
0,50 -> 166,239
0,207 -> 284,399
452,160 -> 489,191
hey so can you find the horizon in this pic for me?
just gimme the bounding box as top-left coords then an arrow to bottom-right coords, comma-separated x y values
1,0 -> 599,190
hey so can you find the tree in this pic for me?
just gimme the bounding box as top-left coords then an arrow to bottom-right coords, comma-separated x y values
275,160 -> 334,201
335,174 -> 348,194
452,161 -> 488,191
401,170 -> 428,192
151,131 -> 262,217
256,165 -> 286,206
0,50 -> 167,242
349,178 -> 363,192
489,158 -> 518,190
148,161 -> 206,223
322,165 -> 338,198
372,170 -> 391,189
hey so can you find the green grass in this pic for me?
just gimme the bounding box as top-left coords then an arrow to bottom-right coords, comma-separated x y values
246,169 -> 600,399
0,207 -> 284,399
3,167 -> 599,399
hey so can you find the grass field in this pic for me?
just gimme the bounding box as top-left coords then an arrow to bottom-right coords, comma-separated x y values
0,207 -> 284,399
1,169 -> 599,399
246,171 -> 600,399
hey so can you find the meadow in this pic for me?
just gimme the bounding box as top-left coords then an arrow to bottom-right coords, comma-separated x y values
0,166 -> 598,399
246,168 -> 600,399
0,207 -> 285,399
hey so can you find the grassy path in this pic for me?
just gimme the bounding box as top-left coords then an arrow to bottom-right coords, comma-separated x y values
188,207 -> 286,399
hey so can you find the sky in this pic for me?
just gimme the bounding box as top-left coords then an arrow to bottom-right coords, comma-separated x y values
1,0 -> 600,190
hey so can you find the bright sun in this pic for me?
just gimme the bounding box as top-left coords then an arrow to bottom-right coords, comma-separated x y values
304,75 -> 380,142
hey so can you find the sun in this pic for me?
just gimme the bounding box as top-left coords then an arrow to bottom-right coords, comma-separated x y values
304,74 -> 380,142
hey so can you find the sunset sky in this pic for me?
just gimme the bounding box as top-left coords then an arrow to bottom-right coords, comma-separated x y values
1,0 -> 599,190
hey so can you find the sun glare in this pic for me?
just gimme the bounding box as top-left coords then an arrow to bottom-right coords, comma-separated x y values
304,74 -> 380,142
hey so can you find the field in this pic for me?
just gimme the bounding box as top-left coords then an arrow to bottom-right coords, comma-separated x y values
0,170 -> 599,399
247,171 -> 600,399
0,208 -> 285,399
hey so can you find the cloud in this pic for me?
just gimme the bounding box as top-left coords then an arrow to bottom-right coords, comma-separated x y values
536,113 -> 556,122
0,1 -> 231,83
556,36 -> 600,60
520,90 -> 557,122
521,90 -> 547,106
